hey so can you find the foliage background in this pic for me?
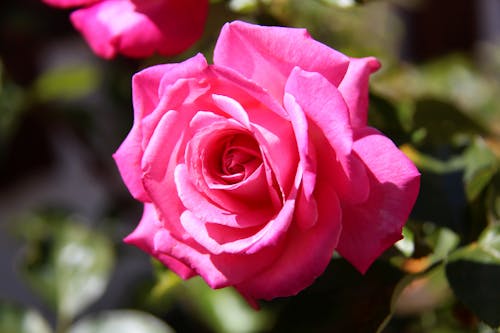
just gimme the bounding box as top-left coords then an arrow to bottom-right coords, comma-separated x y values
1,0 -> 499,332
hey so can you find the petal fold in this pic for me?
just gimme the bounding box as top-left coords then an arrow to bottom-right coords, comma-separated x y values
337,127 -> 420,273
338,57 -> 381,128
214,21 -> 349,100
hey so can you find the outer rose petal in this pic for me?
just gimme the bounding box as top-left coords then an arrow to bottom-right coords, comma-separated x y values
42,0 -> 98,8
338,57 -> 381,128
336,127 -> 420,273
285,67 -> 370,205
152,227 -> 286,290
213,21 -> 349,100
132,0 -> 208,56
113,55 -> 209,201
124,204 -> 196,279
70,0 -> 208,59
236,182 -> 342,301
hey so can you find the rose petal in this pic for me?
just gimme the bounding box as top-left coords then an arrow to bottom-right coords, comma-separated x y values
42,0 -> 97,8
336,127 -> 420,273
283,93 -> 318,229
158,54 -> 209,99
70,0 -> 160,59
153,228 -> 284,289
131,0 -> 208,56
236,181 -> 342,301
70,0 -> 207,58
113,125 -> 150,202
338,57 -> 381,128
113,62 -> 179,202
179,192 -> 294,255
212,94 -> 250,129
124,204 -> 196,279
175,164 -> 275,228
141,110 -> 192,237
186,114 -> 273,211
285,67 -> 370,204
177,165 -> 301,255
211,65 -> 288,119
214,21 -> 349,100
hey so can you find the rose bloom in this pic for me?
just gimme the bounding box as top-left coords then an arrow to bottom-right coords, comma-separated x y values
42,0 -> 208,59
114,20 -> 420,307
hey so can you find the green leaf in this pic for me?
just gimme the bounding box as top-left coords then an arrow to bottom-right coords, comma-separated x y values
69,310 -> 175,333
54,222 -> 114,322
32,63 -> 100,102
18,213 -> 114,323
228,0 -> 259,13
445,225 -> 500,328
377,264 -> 452,332
320,0 -> 356,8
479,225 -> 500,257
412,99 -> 486,146
0,60 -> 26,140
0,302 -> 52,333
395,226 -> 415,257
427,226 -> 460,263
448,225 -> 500,264
181,277 -> 270,333
446,260 -> 500,328
145,260 -> 183,310
462,138 -> 498,202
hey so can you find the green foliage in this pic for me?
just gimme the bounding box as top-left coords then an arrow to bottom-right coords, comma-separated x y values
69,310 -> 175,333
147,261 -> 270,333
33,63 -> 100,103
5,213 -> 174,333
0,61 -> 26,140
445,226 -> 500,328
0,302 -> 52,333
17,213 -> 114,324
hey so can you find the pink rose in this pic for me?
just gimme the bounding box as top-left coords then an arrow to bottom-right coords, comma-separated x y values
114,20 -> 420,307
42,0 -> 208,59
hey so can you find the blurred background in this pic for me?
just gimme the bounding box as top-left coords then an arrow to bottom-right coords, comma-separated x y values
1,0 -> 499,332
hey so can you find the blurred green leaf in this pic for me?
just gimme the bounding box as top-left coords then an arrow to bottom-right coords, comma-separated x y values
395,226 -> 415,257
379,265 -> 452,332
0,60 -> 26,140
319,0 -> 356,8
266,0 -> 403,60
145,260 -> 183,310
181,277 -> 270,333
0,301 -> 52,333
462,138 -> 499,202
412,99 -> 487,146
228,0 -> 259,13
400,144 -> 465,174
427,226 -> 461,263
368,94 -> 410,144
478,225 -> 500,256
445,260 -> 500,328
69,310 -> 174,333
54,222 -> 114,322
33,63 -> 100,102
18,213 -> 114,323
449,225 -> 500,264
373,55 -> 500,123
445,225 -> 500,328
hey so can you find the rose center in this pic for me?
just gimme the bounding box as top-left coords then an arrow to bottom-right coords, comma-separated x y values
217,134 -> 262,184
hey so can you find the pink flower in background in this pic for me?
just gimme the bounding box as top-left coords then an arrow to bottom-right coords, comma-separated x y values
42,0 -> 208,59
114,20 -> 420,307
